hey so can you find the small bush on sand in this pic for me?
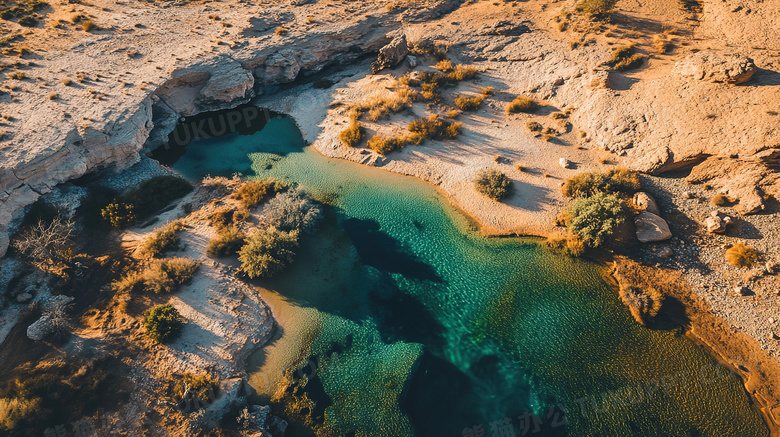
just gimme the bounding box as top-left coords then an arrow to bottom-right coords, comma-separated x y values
507,96 -> 538,114
143,303 -> 182,343
473,169 -> 512,201
407,114 -> 462,142
232,179 -> 286,209
711,193 -> 733,207
367,134 -> 407,155
339,121 -> 365,147
606,45 -> 645,71
526,121 -> 543,132
567,192 -> 628,247
113,257 -> 198,294
480,86 -> 495,96
725,243 -> 759,268
238,227 -> 299,278
454,94 -> 485,111
352,88 -> 418,121
576,0 -> 619,18
562,168 -> 641,198
265,188 -> 323,234
140,221 -> 184,258
206,227 -> 245,258
173,373 -> 219,406
81,20 -> 95,31
274,26 -> 287,36
18,15 -> 36,27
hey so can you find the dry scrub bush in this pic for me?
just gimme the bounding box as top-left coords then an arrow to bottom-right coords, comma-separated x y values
435,59 -> 454,72
507,96 -> 538,114
206,227 -> 245,258
607,45 -> 645,71
238,227 -> 299,279
274,26 -> 287,36
208,207 -> 249,231
140,220 -> 184,258
544,234 -> 586,257
112,257 -> 198,294
173,373 -> 219,406
339,121 -> 365,147
473,169 -> 512,201
352,88 -> 418,121
407,114 -> 462,142
81,20 -> 95,31
711,193 -> 734,207
526,121 -> 543,132
232,179 -> 286,209
725,243 -> 759,268
454,94 -> 485,111
367,134 -> 407,155
561,168 -> 641,198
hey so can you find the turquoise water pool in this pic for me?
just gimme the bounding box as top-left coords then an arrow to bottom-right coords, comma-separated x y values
158,110 -> 768,437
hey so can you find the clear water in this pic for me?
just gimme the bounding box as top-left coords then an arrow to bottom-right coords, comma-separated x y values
164,113 -> 768,437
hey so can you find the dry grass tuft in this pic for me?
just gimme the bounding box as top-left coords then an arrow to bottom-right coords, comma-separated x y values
725,243 -> 759,268
507,96 -> 538,114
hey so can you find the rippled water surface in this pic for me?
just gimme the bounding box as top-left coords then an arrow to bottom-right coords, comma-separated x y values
160,111 -> 768,437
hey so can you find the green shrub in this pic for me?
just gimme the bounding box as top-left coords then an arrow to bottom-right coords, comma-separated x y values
173,373 -> 218,406
561,168 -> 641,198
367,134 -> 407,155
125,176 -> 192,219
232,179 -> 285,209
140,221 -> 184,257
567,192 -> 628,247
339,121 -> 365,147
206,227 -> 245,258
507,96 -> 538,114
473,169 -> 512,201
725,243 -> 759,268
101,202 -> 136,229
143,303 -> 183,343
454,94 -> 485,111
238,227 -> 299,278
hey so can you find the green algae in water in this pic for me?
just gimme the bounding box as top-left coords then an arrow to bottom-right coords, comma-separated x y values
164,112 -> 769,436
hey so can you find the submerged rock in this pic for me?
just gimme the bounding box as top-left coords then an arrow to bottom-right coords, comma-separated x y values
674,51 -> 757,84
634,212 -> 672,243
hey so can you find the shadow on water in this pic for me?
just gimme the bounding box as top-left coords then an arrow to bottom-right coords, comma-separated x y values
369,278 -> 446,353
341,217 -> 444,283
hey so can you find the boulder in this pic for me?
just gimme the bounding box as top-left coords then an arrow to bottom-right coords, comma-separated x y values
673,51 -> 757,85
371,34 -> 408,73
658,247 -> 674,259
632,192 -> 661,216
406,55 -> 418,68
16,292 -> 33,303
705,211 -> 732,234
559,158 -> 571,169
27,315 -> 55,341
634,212 -> 672,243
734,286 -> 751,296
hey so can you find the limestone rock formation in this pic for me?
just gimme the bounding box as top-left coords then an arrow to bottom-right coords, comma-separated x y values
706,211 -> 732,234
372,34 -> 409,74
674,51 -> 757,85
634,212 -> 672,243
632,192 -> 661,216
